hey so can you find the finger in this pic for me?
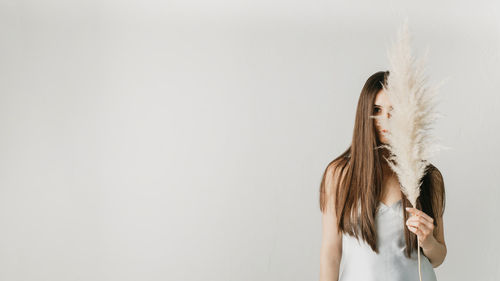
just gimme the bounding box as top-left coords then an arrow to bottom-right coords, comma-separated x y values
406,207 -> 433,223
407,225 -> 417,234
406,217 -> 434,236
405,208 -> 434,224
407,215 -> 434,228
407,225 -> 423,237
406,216 -> 420,223
408,225 -> 425,239
405,207 -> 428,219
406,219 -> 434,231
406,216 -> 431,228
419,213 -> 434,224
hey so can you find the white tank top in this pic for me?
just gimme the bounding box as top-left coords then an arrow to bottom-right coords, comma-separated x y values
338,199 -> 438,281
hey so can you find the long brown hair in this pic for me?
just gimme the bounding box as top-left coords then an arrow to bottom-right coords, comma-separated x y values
319,70 -> 445,258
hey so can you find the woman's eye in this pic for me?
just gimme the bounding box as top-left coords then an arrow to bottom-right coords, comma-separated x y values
373,107 -> 381,114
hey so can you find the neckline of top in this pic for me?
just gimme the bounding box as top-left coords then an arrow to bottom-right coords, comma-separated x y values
379,198 -> 402,209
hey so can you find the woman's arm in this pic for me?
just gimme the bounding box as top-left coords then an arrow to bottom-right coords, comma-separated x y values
421,215 -> 447,267
320,209 -> 342,280
406,166 -> 447,268
406,208 -> 447,267
319,163 -> 343,281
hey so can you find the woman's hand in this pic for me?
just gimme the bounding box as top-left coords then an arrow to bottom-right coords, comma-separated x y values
405,207 -> 436,250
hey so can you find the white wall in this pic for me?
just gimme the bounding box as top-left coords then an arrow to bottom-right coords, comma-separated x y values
0,0 -> 499,280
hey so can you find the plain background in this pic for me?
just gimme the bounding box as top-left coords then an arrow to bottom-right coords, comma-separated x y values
1,0 -> 499,280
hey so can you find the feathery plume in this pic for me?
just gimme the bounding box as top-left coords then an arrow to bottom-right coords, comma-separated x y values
374,18 -> 448,281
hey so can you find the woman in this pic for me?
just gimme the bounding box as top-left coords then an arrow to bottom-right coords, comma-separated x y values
318,71 -> 447,281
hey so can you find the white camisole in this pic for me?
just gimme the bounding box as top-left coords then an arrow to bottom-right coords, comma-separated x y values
338,199 -> 438,281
